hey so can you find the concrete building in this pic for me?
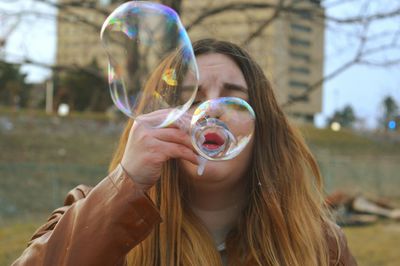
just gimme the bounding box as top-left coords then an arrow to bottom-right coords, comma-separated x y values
57,0 -> 324,122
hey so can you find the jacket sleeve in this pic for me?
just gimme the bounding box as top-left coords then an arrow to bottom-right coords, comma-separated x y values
327,223 -> 358,266
12,164 -> 162,266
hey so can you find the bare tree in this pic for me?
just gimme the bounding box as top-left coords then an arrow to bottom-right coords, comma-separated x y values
0,5 -> 21,52
1,0 -> 400,108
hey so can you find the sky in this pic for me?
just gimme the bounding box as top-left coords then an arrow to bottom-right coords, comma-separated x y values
316,0 -> 400,128
0,0 -> 56,81
1,0 -> 399,129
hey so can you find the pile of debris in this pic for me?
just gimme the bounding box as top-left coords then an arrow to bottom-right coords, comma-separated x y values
326,191 -> 400,226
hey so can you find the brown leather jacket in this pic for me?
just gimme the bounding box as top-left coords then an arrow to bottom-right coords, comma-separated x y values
12,165 -> 357,266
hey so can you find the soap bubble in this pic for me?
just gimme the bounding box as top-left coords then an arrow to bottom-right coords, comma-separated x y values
190,97 -> 256,160
100,1 -> 199,127
100,2 -> 255,166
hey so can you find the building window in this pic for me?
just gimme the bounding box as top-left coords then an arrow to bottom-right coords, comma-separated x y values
290,23 -> 312,33
289,37 -> 311,47
293,9 -> 313,20
289,51 -> 311,62
289,66 -> 311,74
291,112 -> 314,123
310,0 -> 321,6
288,94 -> 309,102
292,0 -> 320,5
289,80 -> 310,90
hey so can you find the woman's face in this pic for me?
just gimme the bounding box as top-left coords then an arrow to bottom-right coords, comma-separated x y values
179,53 -> 254,189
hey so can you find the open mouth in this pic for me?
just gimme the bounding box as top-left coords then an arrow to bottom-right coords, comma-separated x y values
202,132 -> 225,150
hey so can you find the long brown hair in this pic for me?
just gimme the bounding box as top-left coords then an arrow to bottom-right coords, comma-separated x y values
109,39 -> 339,265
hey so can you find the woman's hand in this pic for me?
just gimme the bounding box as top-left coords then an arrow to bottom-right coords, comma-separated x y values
120,112 -> 197,191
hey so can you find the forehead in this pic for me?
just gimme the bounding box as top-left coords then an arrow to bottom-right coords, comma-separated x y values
196,53 -> 247,87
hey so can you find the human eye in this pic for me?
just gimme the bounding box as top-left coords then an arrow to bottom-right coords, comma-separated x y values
223,84 -> 248,101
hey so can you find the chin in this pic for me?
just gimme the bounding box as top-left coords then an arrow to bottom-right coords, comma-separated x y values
178,158 -> 247,189
178,138 -> 254,187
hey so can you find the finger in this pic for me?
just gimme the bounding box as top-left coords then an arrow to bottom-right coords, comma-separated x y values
152,127 -> 193,150
153,111 -> 192,131
173,113 -> 192,132
135,108 -> 174,127
137,108 -> 173,119
136,109 -> 192,131
158,141 -> 198,165
137,108 -> 189,123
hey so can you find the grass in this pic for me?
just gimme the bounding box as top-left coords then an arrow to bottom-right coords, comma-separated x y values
0,110 -> 399,265
2,219 -> 399,265
0,117 -> 118,165
0,217 -> 45,266
344,222 -> 400,266
0,106 -> 111,121
0,113 -> 121,221
300,124 -> 400,155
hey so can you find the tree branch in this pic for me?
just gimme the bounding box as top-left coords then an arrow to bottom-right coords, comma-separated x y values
281,59 -> 355,108
0,56 -> 105,81
325,6 -> 400,24
282,20 -> 371,108
186,2 -> 278,31
359,58 -> 400,67
2,0 -> 400,110
241,0 -> 285,47
186,1 -> 400,32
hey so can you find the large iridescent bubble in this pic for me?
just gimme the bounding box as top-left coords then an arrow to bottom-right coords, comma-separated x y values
190,97 -> 256,161
100,1 -> 199,128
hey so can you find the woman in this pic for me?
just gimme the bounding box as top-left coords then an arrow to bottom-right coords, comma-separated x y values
13,39 -> 357,266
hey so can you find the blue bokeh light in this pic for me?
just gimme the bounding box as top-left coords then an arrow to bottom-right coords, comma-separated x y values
388,120 -> 396,130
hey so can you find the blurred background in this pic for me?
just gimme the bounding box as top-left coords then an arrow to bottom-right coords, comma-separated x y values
0,0 -> 399,265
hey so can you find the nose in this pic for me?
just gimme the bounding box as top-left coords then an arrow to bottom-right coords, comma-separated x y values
206,99 -> 225,120
202,84 -> 222,101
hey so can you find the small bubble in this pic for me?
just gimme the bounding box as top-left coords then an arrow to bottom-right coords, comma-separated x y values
191,97 -> 255,161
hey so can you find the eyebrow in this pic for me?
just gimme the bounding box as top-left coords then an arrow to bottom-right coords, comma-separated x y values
197,83 -> 248,94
